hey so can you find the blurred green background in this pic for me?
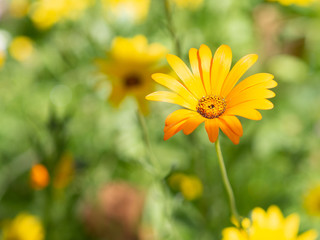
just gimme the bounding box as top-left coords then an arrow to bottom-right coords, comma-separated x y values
0,0 -> 320,239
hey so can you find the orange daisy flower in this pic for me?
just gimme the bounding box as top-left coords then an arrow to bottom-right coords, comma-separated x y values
146,44 -> 277,144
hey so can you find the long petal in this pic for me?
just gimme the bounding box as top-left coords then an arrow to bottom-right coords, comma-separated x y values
230,99 -> 274,110
219,115 -> 243,136
146,91 -> 196,110
211,45 -> 232,95
182,114 -> 205,135
218,118 -> 240,144
152,73 -> 198,106
227,89 -> 275,108
205,119 -> 219,143
165,109 -> 196,126
166,54 -> 203,99
226,73 -> 276,101
224,106 -> 262,120
198,44 -> 213,94
189,48 -> 206,97
164,119 -> 188,140
221,54 -> 258,97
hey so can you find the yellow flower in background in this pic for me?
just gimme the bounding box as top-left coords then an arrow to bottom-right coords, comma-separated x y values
9,0 -> 30,18
171,0 -> 203,10
268,0 -> 315,6
2,213 -> 45,240
0,51 -> 5,68
9,36 -> 33,62
30,164 -> 50,190
146,44 -> 277,144
30,0 -> 93,29
53,152 -> 75,189
102,0 -> 150,22
222,205 -> 318,240
304,184 -> 320,217
96,35 -> 167,114
169,173 -> 203,200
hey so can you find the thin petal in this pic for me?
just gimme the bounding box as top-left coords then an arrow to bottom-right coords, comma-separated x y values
182,115 -> 205,135
224,106 -> 262,120
152,73 -> 198,106
226,73 -> 276,101
165,109 -> 196,126
227,89 -> 275,108
164,119 -> 188,140
189,48 -> 206,97
221,54 -> 258,97
211,45 -> 232,95
218,118 -> 240,144
219,115 -> 243,136
205,119 -> 219,143
166,54 -> 203,99
231,99 -> 274,110
198,44 -> 213,94
146,91 -> 196,110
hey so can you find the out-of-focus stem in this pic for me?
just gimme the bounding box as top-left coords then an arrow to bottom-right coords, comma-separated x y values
163,0 -> 182,58
215,136 -> 241,226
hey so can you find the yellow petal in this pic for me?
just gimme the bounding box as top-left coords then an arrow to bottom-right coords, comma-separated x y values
267,205 -> 284,228
146,91 -> 196,110
204,119 -> 219,143
227,89 -> 275,108
284,214 -> 299,239
198,44 -> 213,94
152,73 -> 198,106
230,99 -> 274,110
211,45 -> 232,95
251,207 -> 267,227
221,54 -> 258,97
166,54 -> 203,99
165,109 -> 196,126
189,48 -> 206,96
224,106 -> 262,120
297,230 -> 318,240
218,118 -> 240,144
220,115 -> 243,136
226,73 -> 276,101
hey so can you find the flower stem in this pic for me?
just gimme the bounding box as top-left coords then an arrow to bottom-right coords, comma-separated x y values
163,0 -> 182,58
215,136 -> 241,226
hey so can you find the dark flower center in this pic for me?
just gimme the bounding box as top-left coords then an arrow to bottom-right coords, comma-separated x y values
196,95 -> 226,119
124,74 -> 142,88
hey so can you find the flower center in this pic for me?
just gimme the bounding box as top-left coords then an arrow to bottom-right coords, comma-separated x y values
124,74 -> 142,88
196,95 -> 226,119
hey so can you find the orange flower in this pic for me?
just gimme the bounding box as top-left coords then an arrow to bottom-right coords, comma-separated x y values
30,164 -> 50,190
146,45 -> 277,144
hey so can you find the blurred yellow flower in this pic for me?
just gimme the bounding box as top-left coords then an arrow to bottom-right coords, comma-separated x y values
0,51 -> 5,68
171,0 -> 203,10
2,213 -> 44,240
53,152 -> 75,189
222,205 -> 318,240
30,164 -> 50,190
268,0 -> 315,6
9,0 -> 30,18
9,36 -> 33,62
146,44 -> 277,144
102,0 -> 150,22
30,0 -> 93,29
169,173 -> 203,200
304,184 -> 320,217
96,35 -> 167,114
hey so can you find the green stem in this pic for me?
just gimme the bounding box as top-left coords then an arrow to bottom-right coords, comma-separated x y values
215,136 -> 241,226
163,0 -> 182,58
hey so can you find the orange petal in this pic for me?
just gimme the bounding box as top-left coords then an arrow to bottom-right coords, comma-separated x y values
219,115 -> 243,136
226,73 -> 276,101
164,119 -> 188,140
146,91 -> 196,110
165,109 -> 196,126
198,44 -> 213,94
211,45 -> 232,95
227,89 -> 275,108
205,119 -> 219,143
182,114 -> 205,135
224,106 -> 262,120
218,118 -> 240,144
231,99 -> 274,110
221,54 -> 258,97
152,73 -> 198,105
189,48 -> 206,97
166,54 -> 203,99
